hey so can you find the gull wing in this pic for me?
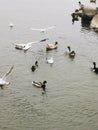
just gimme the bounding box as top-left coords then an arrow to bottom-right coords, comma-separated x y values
39,38 -> 49,42
23,41 -> 40,51
25,38 -> 49,46
2,65 -> 14,80
31,28 -> 42,31
13,43 -> 25,46
23,39 -> 49,51
45,26 -> 56,30
31,26 -> 55,31
26,41 -> 39,46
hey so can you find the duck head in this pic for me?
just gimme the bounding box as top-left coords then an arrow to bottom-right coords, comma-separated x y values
93,62 -> 96,69
43,80 -> 47,84
35,61 -> 38,67
55,41 -> 58,45
67,46 -> 71,52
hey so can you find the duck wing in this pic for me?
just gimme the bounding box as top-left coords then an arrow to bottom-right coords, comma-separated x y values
32,81 -> 42,87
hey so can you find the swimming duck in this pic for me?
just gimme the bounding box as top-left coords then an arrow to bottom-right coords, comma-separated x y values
46,57 -> 54,64
31,61 -> 38,72
67,46 -> 75,58
32,80 -> 47,88
92,62 -> 98,74
71,9 -> 79,22
46,41 -> 58,51
41,81 -> 47,92
0,66 -> 14,89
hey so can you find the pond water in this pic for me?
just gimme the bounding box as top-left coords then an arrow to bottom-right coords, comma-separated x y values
0,0 -> 98,130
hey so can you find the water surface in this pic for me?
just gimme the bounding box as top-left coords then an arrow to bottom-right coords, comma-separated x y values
0,0 -> 98,130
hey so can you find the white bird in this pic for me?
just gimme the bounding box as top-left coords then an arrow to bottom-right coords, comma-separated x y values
31,26 -> 56,33
9,22 -> 14,28
0,66 -> 14,89
14,41 -> 39,51
46,57 -> 54,64
14,38 -> 49,51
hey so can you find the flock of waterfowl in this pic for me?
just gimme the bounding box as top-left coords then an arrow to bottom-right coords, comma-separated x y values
25,43 -> 76,93
0,0 -> 98,93
0,24 -> 58,92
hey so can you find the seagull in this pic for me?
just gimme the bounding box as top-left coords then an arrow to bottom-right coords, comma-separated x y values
31,26 -> 56,33
14,41 -> 38,51
46,57 -> 54,64
9,22 -> 14,28
13,38 -> 48,51
0,65 -> 14,89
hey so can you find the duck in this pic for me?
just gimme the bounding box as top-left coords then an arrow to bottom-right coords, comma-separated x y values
46,57 -> 54,64
92,62 -> 98,74
67,46 -> 75,58
46,41 -> 58,51
32,80 -> 47,88
31,61 -> 38,72
71,9 -> 79,21
0,66 -> 14,89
